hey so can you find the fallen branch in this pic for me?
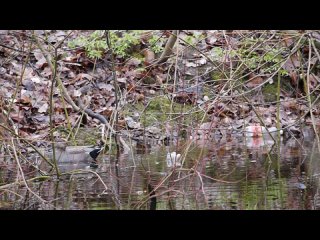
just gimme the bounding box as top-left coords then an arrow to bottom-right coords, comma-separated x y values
0,175 -> 50,190
157,30 -> 178,64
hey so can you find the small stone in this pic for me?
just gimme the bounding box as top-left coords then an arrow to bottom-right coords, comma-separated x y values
203,95 -> 209,101
26,147 -> 35,153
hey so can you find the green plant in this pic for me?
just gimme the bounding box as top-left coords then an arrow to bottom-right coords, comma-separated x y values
110,30 -> 143,57
68,30 -> 107,59
236,39 -> 289,76
68,30 -> 144,59
148,35 -> 165,53
184,31 -> 205,46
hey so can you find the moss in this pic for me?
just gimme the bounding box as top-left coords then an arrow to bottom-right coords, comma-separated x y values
139,96 -> 171,126
210,71 -> 225,81
262,83 -> 278,102
55,127 -> 101,146
142,76 -> 156,84
129,96 -> 208,128
202,85 -> 212,97
179,128 -> 188,138
310,93 -> 318,105
131,52 -> 144,60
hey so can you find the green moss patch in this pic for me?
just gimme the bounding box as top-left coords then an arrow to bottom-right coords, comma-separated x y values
262,83 -> 278,102
126,96 -> 208,129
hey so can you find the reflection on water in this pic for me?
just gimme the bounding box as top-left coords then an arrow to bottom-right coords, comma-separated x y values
1,135 -> 320,210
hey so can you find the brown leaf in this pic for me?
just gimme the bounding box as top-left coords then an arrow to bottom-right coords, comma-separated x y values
142,49 -> 155,65
18,129 -> 33,137
105,96 -> 116,108
237,104 -> 250,116
246,73 -> 264,88
54,102 -> 72,113
289,71 -> 298,86
19,95 -> 31,104
127,82 -> 136,92
116,119 -> 126,129
10,111 -> 25,123
283,54 -> 300,72
67,73 -> 93,86
135,93 -> 145,102
126,58 -> 141,67
100,108 -> 113,118
155,73 -> 166,84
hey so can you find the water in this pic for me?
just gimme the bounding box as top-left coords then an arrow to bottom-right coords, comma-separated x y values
1,136 -> 320,210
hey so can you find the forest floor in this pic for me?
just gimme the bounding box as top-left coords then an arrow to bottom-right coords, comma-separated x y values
1,30 -> 320,153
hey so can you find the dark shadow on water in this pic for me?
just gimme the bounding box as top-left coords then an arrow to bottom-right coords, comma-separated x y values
148,184 -> 157,210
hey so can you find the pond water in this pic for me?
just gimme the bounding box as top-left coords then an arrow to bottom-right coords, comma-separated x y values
1,136 -> 320,210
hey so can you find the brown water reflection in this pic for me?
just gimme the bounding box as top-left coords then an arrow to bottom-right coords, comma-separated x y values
1,136 -> 320,210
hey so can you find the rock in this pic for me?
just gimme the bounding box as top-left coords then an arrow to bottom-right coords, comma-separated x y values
295,182 -> 306,190
146,126 -> 161,134
125,116 -> 141,129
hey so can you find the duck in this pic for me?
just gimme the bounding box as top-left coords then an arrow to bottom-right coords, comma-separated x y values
47,141 -> 105,168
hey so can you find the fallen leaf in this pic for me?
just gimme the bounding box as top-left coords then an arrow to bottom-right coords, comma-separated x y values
20,94 -> 31,104
283,54 -> 300,72
73,89 -> 82,97
126,58 -> 141,66
48,31 -> 67,43
246,73 -> 264,88
135,93 -> 145,101
97,83 -> 113,91
142,49 -> 155,65
31,77 -> 41,83
117,78 -> 127,83
195,58 -> 206,65
41,67 -> 52,77
185,61 -> 198,67
10,111 -> 25,123
309,73 -> 319,91
78,73 -> 92,81
33,115 -> 50,123
38,103 -> 48,113
206,34 -> 217,45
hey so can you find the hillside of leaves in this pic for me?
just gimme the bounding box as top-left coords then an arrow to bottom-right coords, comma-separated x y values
1,30 -> 320,152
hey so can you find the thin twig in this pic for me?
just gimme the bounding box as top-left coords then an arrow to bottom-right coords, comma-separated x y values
10,138 -> 50,205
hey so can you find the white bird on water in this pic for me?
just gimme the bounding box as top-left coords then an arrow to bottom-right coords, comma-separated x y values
166,152 -> 182,168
